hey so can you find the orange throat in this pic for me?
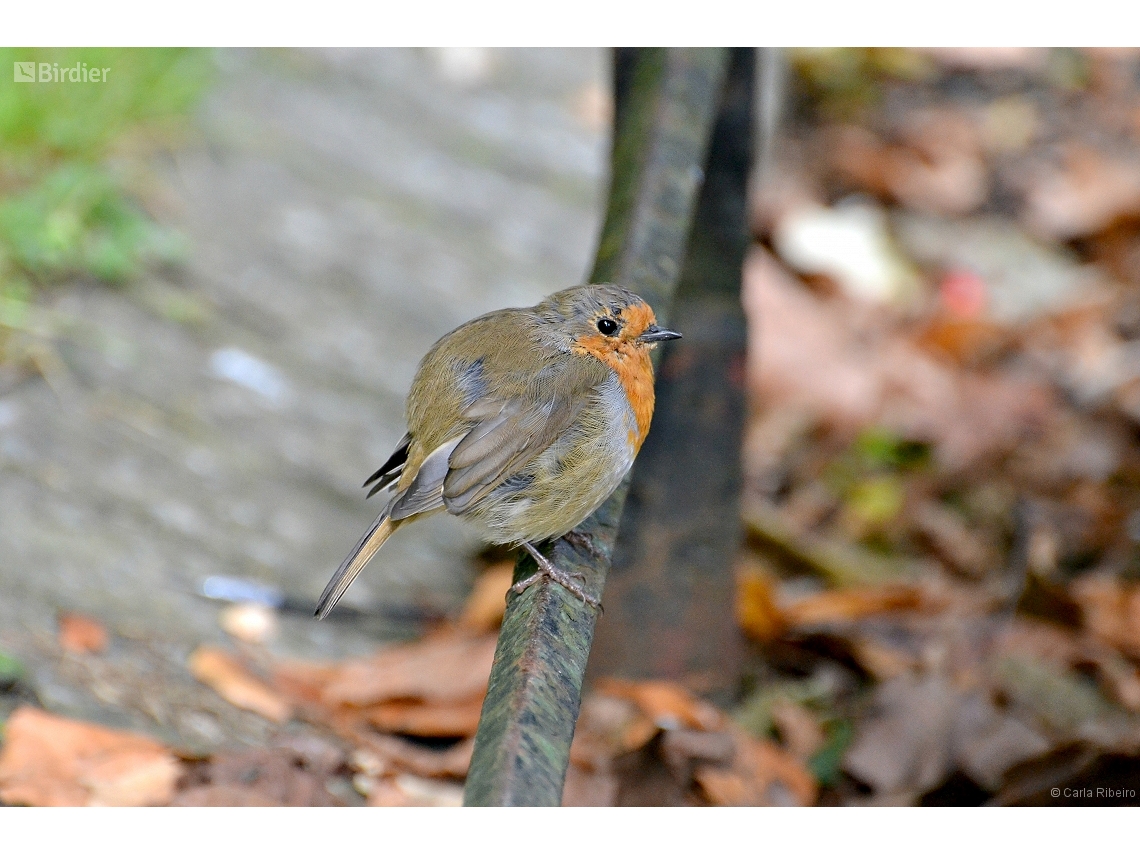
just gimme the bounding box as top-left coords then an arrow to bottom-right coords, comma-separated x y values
572,335 -> 656,451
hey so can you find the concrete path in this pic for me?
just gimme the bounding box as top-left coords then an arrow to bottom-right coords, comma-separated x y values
0,48 -> 606,751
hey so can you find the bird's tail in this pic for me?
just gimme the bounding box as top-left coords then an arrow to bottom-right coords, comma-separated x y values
315,513 -> 397,619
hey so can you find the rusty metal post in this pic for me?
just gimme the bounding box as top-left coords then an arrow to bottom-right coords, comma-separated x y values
587,47 -> 754,701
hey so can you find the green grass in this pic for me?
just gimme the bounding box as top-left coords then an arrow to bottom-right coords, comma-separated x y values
0,48 -> 214,178
0,162 -> 189,283
0,650 -> 24,686
0,48 -> 213,292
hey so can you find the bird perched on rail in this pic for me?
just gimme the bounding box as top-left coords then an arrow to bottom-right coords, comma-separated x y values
315,283 -> 681,619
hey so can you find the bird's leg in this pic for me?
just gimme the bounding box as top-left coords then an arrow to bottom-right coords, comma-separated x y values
560,528 -> 604,560
512,541 -> 601,608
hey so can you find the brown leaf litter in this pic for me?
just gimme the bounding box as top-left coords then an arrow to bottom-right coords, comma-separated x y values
563,679 -> 816,806
57,612 -> 109,655
0,707 -> 180,806
189,646 -> 292,723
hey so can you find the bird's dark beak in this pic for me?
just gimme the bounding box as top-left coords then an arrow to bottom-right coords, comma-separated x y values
638,324 -> 682,343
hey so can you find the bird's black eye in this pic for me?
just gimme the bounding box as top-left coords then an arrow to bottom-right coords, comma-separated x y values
596,317 -> 619,336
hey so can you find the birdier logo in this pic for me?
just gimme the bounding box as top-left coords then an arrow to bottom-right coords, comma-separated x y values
12,61 -> 110,83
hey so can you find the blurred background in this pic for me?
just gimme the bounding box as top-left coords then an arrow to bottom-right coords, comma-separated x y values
2,47 -> 1140,806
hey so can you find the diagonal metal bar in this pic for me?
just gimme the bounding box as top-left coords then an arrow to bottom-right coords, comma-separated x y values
462,48 -> 729,807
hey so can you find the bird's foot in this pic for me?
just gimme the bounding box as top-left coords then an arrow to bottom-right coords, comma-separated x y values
560,529 -> 604,560
512,541 -> 601,608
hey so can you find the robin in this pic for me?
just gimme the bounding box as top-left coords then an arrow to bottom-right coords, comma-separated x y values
315,283 -> 681,619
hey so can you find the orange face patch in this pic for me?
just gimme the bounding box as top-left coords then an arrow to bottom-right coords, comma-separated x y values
620,302 -> 656,340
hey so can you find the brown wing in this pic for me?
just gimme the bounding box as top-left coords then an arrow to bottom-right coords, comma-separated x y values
440,392 -> 589,515
390,309 -> 610,523
387,435 -> 463,520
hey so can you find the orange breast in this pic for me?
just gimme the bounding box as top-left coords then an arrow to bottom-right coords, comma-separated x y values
572,334 -> 655,451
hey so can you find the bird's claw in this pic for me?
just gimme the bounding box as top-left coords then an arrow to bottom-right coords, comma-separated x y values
560,529 -> 604,560
513,541 -> 601,608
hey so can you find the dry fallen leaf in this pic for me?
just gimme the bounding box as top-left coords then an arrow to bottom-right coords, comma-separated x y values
318,631 -> 497,707
995,618 -> 1084,666
735,563 -> 786,642
978,95 -> 1039,154
913,499 -> 998,577
189,646 -> 292,723
825,124 -> 897,200
0,707 -> 179,806
782,584 -> 927,627
850,635 -> 920,681
271,659 -> 340,706
365,696 -> 485,738
694,727 -> 817,806
953,690 -> 1051,791
1008,591 -> 1140,714
661,728 -> 737,771
844,670 -> 1057,798
456,563 -> 514,632
569,692 -> 659,770
58,612 -> 109,655
173,784 -> 281,807
990,655 -> 1110,737
772,200 -> 921,303
1071,573 -> 1140,658
1023,144 -> 1140,240
825,113 -> 988,217
738,567 -> 930,637
888,109 -> 989,217
915,316 -> 1011,368
594,679 -> 724,732
271,631 -> 496,745
1087,219 -> 1140,286
770,697 -> 827,760
843,672 -> 961,796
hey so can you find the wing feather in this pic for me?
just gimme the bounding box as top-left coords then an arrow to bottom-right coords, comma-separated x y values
441,394 -> 586,516
396,325 -> 610,524
363,433 -> 411,498
388,435 -> 464,520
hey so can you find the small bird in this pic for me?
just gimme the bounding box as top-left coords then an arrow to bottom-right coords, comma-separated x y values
315,283 -> 681,619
